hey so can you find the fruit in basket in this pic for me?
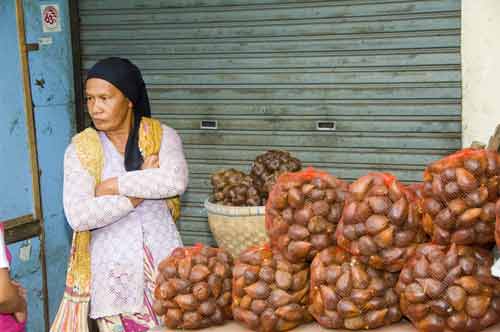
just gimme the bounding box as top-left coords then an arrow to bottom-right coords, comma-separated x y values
211,168 -> 263,206
266,167 -> 348,263
396,243 -> 500,332
232,244 -> 312,331
250,150 -> 302,202
421,149 -> 500,245
153,244 -> 233,329
336,173 -> 427,272
309,246 -> 402,329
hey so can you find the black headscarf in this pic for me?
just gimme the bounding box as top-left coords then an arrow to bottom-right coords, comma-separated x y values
86,57 -> 150,171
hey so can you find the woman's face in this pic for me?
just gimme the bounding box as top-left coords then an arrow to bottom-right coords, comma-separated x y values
85,78 -> 133,132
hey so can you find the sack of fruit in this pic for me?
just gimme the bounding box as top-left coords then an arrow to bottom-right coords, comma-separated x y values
309,246 -> 402,329
153,244 -> 233,329
265,167 -> 348,263
336,173 -> 427,272
232,244 -> 311,331
420,149 -> 500,245
396,243 -> 500,332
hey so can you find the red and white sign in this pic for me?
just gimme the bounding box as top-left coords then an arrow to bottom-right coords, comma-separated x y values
41,4 -> 61,32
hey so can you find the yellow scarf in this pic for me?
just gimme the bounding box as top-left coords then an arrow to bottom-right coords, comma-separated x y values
50,117 -> 180,331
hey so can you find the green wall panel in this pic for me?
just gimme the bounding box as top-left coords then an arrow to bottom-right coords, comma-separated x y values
79,0 -> 462,246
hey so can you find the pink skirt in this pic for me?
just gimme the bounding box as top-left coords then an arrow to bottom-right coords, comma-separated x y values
0,314 -> 26,332
0,224 -> 26,332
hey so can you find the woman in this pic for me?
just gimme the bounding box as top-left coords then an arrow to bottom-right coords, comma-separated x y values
0,222 -> 27,332
54,58 -> 187,331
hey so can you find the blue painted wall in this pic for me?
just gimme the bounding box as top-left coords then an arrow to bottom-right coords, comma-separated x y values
0,1 -> 34,222
0,1 -> 74,330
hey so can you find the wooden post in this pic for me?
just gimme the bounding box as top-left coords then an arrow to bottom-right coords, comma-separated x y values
15,0 -> 50,330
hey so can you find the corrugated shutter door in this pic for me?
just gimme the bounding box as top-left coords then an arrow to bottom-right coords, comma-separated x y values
79,0 -> 461,246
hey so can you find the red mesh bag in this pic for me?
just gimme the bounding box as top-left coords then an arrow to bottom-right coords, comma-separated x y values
153,244 -> 233,329
309,246 -> 402,329
265,167 -> 348,263
408,183 -> 425,200
335,173 -> 428,272
232,244 -> 312,332
396,243 -> 500,332
420,149 -> 500,245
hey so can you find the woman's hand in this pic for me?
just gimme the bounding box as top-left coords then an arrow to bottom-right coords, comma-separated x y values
95,177 -> 119,197
142,154 -> 159,170
128,197 -> 143,207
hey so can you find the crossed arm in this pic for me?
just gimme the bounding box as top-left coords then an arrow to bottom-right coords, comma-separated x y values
63,126 -> 188,232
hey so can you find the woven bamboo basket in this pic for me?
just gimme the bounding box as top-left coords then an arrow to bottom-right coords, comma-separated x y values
204,198 -> 268,259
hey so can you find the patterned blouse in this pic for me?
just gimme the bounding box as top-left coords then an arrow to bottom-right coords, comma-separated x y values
63,125 -> 187,318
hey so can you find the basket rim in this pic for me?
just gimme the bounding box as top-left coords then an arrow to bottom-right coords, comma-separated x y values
204,198 -> 265,217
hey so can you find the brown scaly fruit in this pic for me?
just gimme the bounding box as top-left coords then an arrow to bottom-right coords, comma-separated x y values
396,243 -> 500,332
310,246 -> 402,330
266,167 -> 349,263
421,149 -> 500,246
232,244 -> 312,332
211,168 -> 262,206
250,150 -> 302,203
336,173 -> 427,272
153,244 -> 234,329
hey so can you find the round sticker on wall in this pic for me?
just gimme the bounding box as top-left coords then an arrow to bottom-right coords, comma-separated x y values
41,4 -> 61,32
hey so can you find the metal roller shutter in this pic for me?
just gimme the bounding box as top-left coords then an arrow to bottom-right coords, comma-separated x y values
78,0 -> 461,245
